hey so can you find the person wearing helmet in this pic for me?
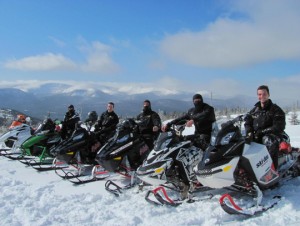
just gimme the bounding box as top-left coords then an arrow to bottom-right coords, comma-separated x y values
60,105 -> 80,140
162,94 -> 216,151
94,102 -> 119,145
8,114 -> 27,129
244,85 -> 286,169
85,111 -> 98,126
17,114 -> 26,123
136,99 -> 162,150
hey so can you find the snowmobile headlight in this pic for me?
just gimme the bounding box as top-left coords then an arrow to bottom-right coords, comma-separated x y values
220,132 -> 235,145
223,165 -> 232,172
154,167 -> 164,174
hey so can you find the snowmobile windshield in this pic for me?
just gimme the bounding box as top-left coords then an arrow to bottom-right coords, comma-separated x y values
154,131 -> 178,151
34,123 -> 43,134
116,134 -> 130,144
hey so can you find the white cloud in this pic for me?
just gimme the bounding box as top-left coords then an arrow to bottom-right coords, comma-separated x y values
4,40 -> 121,74
4,53 -> 76,71
78,40 -> 121,74
160,0 -> 300,68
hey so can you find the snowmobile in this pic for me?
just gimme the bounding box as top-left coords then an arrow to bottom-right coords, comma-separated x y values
16,118 -> 62,165
136,122 -> 209,205
0,122 -> 34,155
48,119 -> 107,184
194,114 -> 300,216
95,118 -> 151,196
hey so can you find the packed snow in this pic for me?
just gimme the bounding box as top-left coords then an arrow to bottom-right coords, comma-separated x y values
1,114 -> 300,226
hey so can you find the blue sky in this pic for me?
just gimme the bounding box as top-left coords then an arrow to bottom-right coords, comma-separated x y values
0,0 -> 300,103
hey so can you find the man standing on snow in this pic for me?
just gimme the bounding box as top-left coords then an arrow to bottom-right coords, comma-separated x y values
244,85 -> 286,169
162,94 -> 216,151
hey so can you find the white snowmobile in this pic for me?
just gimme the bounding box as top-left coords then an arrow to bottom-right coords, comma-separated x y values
194,114 -> 300,216
136,122 -> 210,206
0,122 -> 34,155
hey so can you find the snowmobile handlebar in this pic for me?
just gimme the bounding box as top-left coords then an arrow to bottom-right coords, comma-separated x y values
221,114 -> 247,129
164,120 -> 187,136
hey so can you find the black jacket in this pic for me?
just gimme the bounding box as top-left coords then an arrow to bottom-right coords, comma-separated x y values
94,111 -> 119,135
62,111 -> 80,131
244,99 -> 286,136
136,110 -> 161,136
168,103 -> 216,136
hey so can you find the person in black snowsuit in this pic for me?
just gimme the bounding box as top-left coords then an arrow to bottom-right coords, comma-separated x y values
162,94 -> 216,151
60,105 -> 80,140
244,85 -> 286,170
136,99 -> 162,150
94,102 -> 119,145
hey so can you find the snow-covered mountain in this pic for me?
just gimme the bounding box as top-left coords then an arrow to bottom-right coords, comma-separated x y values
0,83 -> 292,120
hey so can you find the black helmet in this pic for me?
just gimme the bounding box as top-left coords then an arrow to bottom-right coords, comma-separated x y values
87,111 -> 98,123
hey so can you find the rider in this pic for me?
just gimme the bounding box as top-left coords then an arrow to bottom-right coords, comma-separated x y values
162,94 -> 216,151
136,99 -> 161,150
60,105 -> 80,140
9,114 -> 28,129
244,85 -> 286,170
94,102 -> 119,145
85,111 -> 98,127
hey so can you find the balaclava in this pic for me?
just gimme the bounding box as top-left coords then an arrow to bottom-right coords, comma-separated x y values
193,94 -> 203,111
143,99 -> 152,114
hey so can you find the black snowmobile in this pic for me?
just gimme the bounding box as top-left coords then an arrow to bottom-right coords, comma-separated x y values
194,114 -> 300,216
136,122 -> 210,205
47,119 -> 107,184
95,118 -> 152,196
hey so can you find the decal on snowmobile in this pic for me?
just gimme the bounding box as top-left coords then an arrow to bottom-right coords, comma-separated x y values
256,154 -> 269,168
110,141 -> 133,155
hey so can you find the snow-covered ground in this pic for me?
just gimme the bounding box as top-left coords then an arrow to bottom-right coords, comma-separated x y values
1,115 -> 300,226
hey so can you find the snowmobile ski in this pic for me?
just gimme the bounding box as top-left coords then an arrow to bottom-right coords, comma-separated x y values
0,148 -> 15,155
19,157 -> 52,165
55,164 -> 85,179
68,172 -> 110,185
20,158 -> 54,166
219,193 -> 281,216
104,179 -> 136,197
63,165 -> 110,184
145,186 -> 214,206
32,160 -> 69,171
5,154 -> 36,160
33,164 -> 69,171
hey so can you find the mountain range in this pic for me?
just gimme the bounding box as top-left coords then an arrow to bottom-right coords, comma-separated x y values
0,83 -> 290,121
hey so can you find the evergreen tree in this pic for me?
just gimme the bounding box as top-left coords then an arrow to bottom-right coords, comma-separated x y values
289,111 -> 300,125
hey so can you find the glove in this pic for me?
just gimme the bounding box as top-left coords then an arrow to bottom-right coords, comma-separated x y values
94,124 -> 101,131
245,132 -> 253,144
